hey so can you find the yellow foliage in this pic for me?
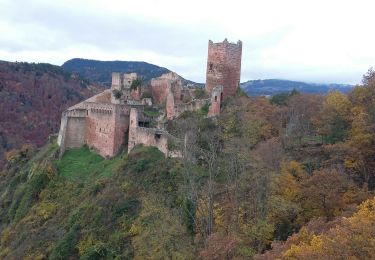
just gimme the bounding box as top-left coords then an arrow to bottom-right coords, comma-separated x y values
129,224 -> 141,236
322,91 -> 352,118
0,227 -> 14,247
121,181 -> 131,193
34,201 -> 57,220
24,251 -> 45,260
0,247 -> 10,258
277,161 -> 307,202
281,197 -> 375,259
77,234 -> 97,256
213,203 -> 224,228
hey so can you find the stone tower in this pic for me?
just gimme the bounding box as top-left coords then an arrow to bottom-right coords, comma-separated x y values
112,72 -> 121,90
205,39 -> 242,100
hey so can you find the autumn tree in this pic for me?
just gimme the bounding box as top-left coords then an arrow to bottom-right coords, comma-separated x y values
314,91 -> 352,144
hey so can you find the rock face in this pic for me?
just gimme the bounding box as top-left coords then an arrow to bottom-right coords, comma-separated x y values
205,39 -> 242,100
0,61 -> 102,168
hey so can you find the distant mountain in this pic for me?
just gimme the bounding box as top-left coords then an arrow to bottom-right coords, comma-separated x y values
62,58 -> 174,87
241,79 -> 354,96
0,60 -> 102,168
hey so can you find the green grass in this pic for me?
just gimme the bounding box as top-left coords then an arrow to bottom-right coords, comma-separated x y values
57,146 -> 122,181
143,109 -> 160,117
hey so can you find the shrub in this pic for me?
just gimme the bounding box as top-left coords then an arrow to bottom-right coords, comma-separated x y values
14,172 -> 49,222
112,89 -> 122,99
49,224 -> 80,260
130,78 -> 142,90
135,159 -> 148,172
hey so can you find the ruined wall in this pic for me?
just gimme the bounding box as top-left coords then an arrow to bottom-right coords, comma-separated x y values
151,72 -> 183,104
166,95 -> 209,119
130,88 -> 141,101
208,86 -> 223,117
205,39 -> 242,100
151,79 -> 170,104
123,73 -> 137,88
166,89 -> 175,119
128,108 -> 180,157
112,72 -> 121,90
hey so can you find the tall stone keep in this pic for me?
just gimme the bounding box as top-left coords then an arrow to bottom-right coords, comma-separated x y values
205,39 -> 242,100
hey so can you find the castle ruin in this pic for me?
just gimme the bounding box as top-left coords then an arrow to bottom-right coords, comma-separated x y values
57,39 -> 242,158
206,39 -> 242,100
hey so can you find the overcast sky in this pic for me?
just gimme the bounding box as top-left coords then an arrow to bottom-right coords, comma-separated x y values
1,0 -> 375,84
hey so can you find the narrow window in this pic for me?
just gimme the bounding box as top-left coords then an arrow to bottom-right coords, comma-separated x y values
215,96 -> 217,102
209,63 -> 213,70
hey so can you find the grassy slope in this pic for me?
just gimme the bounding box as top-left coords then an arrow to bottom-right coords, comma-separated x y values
0,144 -> 195,259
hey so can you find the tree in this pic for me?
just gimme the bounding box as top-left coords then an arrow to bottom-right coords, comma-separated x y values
284,94 -> 322,147
314,91 -> 352,143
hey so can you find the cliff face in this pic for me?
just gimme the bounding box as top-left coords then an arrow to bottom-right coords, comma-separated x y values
0,61 -> 102,168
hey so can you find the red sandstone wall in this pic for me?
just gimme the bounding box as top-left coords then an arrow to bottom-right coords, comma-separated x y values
205,39 -> 242,100
208,88 -> 222,117
86,109 -> 116,158
151,80 -> 169,104
166,89 -> 175,119
85,103 -> 130,158
130,87 -> 141,101
151,73 -> 183,105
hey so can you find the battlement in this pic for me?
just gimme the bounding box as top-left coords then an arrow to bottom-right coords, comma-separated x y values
63,108 -> 87,118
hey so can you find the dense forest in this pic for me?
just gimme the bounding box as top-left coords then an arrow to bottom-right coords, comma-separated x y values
0,69 -> 375,259
0,60 -> 101,169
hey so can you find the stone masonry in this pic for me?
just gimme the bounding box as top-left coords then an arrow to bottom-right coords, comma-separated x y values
58,39 -> 242,158
205,39 -> 242,100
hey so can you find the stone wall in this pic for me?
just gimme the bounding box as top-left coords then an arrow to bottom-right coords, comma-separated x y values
57,108 -> 87,157
128,108 -> 181,157
208,86 -> 223,117
112,72 -> 121,90
151,72 -> 183,104
58,100 -> 131,158
166,93 -> 209,119
85,103 -> 129,158
205,39 -> 242,100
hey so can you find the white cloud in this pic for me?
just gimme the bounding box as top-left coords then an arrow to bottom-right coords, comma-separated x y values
0,0 -> 374,84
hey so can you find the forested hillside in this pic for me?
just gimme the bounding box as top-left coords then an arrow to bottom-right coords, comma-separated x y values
0,69 -> 374,259
62,59 -> 172,86
0,61 -> 102,169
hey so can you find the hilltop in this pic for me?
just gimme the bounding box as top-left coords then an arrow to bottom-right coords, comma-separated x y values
1,81 -> 374,258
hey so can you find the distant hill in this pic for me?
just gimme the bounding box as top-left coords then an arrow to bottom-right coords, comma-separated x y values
62,58 -> 174,87
241,79 -> 354,96
0,60 -> 102,168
